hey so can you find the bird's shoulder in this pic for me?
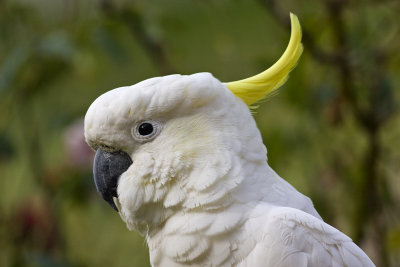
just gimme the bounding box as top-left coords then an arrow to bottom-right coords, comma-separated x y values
238,205 -> 375,267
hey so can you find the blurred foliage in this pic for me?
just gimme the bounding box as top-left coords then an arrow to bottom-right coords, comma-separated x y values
0,0 -> 399,266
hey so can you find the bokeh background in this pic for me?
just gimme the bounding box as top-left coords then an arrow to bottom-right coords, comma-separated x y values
1,0 -> 399,266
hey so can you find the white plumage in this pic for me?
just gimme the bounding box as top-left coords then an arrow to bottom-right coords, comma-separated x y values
84,73 -> 374,266
84,15 -> 375,267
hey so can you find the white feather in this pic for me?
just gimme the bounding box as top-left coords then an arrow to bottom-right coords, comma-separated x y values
84,73 -> 375,266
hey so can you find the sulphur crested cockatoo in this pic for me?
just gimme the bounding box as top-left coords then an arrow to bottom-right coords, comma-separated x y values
84,14 -> 375,267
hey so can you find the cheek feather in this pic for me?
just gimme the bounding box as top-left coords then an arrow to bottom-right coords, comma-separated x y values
161,116 -> 216,155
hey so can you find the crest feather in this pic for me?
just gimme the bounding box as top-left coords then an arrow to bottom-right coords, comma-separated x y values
225,13 -> 303,106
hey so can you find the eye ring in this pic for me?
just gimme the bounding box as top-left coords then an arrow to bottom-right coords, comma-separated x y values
132,121 -> 163,142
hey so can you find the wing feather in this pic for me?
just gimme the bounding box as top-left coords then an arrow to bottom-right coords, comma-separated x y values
240,206 -> 375,267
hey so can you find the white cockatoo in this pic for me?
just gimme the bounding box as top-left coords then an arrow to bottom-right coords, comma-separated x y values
84,14 -> 375,267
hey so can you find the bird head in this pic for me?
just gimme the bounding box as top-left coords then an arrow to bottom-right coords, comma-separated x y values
84,14 -> 302,234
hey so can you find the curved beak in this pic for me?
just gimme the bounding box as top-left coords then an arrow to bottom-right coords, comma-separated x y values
93,148 -> 133,211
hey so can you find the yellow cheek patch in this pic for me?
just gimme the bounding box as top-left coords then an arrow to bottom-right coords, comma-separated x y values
225,13 -> 303,106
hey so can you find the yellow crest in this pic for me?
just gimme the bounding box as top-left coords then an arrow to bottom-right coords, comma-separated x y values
225,13 -> 303,106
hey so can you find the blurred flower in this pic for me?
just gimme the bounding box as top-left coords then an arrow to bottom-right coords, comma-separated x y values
10,195 -> 59,252
64,119 -> 94,169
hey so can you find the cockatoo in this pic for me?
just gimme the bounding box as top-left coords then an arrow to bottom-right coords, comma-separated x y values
84,14 -> 375,267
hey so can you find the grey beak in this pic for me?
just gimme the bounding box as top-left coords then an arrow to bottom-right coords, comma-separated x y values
93,148 -> 132,211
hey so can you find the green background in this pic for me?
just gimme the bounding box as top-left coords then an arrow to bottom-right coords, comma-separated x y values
0,0 -> 399,266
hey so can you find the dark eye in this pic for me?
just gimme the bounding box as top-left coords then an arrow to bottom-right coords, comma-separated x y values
132,121 -> 163,142
138,122 -> 154,136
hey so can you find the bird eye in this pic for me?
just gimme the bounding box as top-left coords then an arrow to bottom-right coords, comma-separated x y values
132,121 -> 163,142
138,122 -> 154,136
